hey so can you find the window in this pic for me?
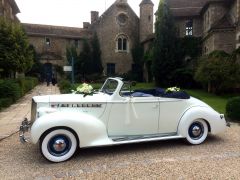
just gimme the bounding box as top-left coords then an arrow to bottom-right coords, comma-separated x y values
148,15 -> 151,22
116,34 -> 128,52
74,39 -> 80,48
107,63 -> 115,76
186,20 -> 193,36
45,37 -> 51,47
117,13 -> 128,25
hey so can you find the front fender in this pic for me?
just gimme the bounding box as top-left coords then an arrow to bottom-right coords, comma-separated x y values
178,106 -> 226,137
30,112 -> 112,147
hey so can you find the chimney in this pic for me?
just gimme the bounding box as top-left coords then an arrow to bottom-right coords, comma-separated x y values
83,22 -> 90,29
91,11 -> 99,24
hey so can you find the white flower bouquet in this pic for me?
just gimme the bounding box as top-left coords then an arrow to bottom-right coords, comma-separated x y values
72,83 -> 94,97
165,87 -> 181,93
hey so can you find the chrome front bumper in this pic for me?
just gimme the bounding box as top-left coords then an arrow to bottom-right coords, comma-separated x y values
19,118 -> 31,143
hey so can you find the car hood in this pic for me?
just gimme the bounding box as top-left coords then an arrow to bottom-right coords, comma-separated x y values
33,92 -> 108,104
33,92 -> 109,119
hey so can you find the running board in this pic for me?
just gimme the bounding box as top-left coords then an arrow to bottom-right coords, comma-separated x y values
111,133 -> 178,142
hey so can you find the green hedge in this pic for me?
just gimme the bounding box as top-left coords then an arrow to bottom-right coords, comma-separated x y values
226,97 -> 240,121
0,98 -> 13,110
58,79 -> 74,94
0,77 -> 38,109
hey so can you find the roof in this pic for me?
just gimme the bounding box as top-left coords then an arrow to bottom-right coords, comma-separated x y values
210,13 -> 235,30
23,23 -> 91,39
92,0 -> 138,26
166,0 -> 229,17
140,0 -> 154,6
9,0 -> 20,14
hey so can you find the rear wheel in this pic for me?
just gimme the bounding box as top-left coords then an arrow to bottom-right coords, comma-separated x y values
186,120 -> 208,145
40,129 -> 78,162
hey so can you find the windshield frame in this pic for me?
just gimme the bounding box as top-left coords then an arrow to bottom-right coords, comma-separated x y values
100,78 -> 119,95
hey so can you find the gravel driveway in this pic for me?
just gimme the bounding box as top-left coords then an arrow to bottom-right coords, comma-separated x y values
0,123 -> 239,180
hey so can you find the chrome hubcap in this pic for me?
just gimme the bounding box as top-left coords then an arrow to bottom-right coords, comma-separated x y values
192,126 -> 201,137
53,139 -> 67,152
189,122 -> 204,140
48,135 -> 72,157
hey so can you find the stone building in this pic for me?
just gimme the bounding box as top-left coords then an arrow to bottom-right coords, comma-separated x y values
168,0 -> 239,54
0,0 -> 20,22
23,23 -> 91,78
23,0 -> 154,78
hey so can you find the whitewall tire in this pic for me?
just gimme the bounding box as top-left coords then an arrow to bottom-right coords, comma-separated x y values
40,129 -> 78,162
186,119 -> 208,145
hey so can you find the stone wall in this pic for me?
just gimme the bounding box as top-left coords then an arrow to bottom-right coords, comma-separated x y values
27,35 -> 85,67
93,2 -> 139,74
203,3 -> 228,34
140,3 -> 153,42
203,30 -> 235,54
213,30 -> 235,53
0,0 -> 19,22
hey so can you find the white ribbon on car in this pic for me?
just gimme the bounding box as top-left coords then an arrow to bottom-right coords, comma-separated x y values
125,97 -> 138,125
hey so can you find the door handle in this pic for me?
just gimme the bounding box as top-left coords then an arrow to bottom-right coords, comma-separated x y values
152,104 -> 159,108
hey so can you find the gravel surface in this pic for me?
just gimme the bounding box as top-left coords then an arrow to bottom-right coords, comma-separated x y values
0,123 -> 239,180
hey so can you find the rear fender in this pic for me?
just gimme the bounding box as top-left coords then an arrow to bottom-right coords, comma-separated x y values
178,106 -> 226,137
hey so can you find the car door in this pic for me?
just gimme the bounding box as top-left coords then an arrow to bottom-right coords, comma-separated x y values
107,96 -> 160,136
158,98 -> 190,134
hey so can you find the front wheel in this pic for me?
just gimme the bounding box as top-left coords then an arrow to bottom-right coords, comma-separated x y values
186,119 -> 208,145
40,129 -> 78,162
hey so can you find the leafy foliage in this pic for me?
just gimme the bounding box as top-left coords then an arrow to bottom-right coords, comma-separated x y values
130,42 -> 144,81
79,39 -> 92,76
226,97 -> 240,121
91,33 -> 103,74
0,77 -> 38,110
152,0 -> 182,86
58,79 -> 74,94
66,34 -> 103,82
195,50 -> 240,93
26,45 -> 44,80
0,18 -> 33,77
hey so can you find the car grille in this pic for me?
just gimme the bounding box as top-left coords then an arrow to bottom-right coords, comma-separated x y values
31,99 -> 37,123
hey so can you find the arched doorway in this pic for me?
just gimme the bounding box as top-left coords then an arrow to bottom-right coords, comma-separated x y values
44,63 -> 52,84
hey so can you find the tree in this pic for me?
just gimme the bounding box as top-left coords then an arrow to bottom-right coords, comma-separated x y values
91,33 -> 103,74
195,50 -> 240,94
131,42 -> 144,81
152,0 -> 182,86
0,18 -> 33,77
26,45 -> 44,80
79,39 -> 92,77
66,45 -> 80,81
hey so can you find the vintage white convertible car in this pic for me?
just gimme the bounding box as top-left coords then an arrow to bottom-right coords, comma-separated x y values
20,77 -> 228,162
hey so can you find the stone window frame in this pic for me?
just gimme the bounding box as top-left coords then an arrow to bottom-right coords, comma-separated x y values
74,39 -> 80,48
45,37 -> 51,47
185,19 -> 193,36
115,34 -> 129,53
116,12 -> 129,26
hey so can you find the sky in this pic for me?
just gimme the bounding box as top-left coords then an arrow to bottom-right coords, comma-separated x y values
15,0 -> 160,28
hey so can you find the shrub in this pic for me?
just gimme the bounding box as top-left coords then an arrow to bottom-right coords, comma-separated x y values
0,98 -> 13,109
0,80 -> 21,102
226,97 -> 240,121
15,77 -> 38,95
58,79 -> 73,94
0,77 -> 38,110
195,50 -> 240,94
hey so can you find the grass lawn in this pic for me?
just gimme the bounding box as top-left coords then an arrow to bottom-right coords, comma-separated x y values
78,82 -> 233,114
185,89 -> 228,114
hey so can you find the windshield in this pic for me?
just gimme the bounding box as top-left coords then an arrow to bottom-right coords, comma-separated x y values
100,79 -> 119,95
